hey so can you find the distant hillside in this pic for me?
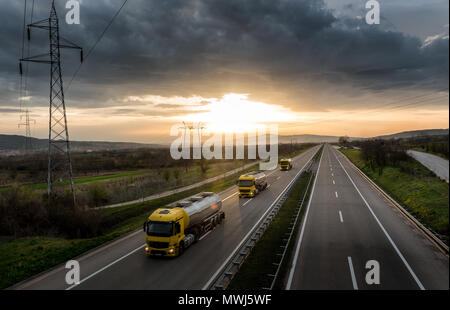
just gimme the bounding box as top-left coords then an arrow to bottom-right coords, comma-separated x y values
1,128 -> 448,154
0,134 -> 162,154
278,134 -> 363,144
278,129 -> 449,143
375,129 -> 449,140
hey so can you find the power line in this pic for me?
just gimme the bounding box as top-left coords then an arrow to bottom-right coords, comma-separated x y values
19,0 -> 28,112
65,0 -> 129,92
386,94 -> 448,111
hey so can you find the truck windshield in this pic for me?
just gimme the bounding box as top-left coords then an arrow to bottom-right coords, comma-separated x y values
238,180 -> 253,187
281,161 -> 289,165
147,221 -> 173,237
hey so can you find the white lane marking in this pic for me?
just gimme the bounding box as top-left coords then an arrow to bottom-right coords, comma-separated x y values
241,198 -> 253,207
267,184 -> 271,189
286,145 -> 324,289
335,191 -> 338,198
204,147 -> 320,290
347,256 -> 358,290
331,173 -> 334,177
222,192 -> 238,202
266,169 -> 278,177
339,211 -> 344,223
333,148 -> 425,290
332,180 -> 335,185
199,230 -> 212,241
276,176 -> 281,180
66,244 -> 145,290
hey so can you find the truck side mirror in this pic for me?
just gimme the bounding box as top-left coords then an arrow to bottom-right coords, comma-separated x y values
143,221 -> 147,233
175,223 -> 181,234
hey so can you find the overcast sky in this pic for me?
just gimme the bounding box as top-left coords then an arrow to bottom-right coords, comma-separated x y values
0,0 -> 448,143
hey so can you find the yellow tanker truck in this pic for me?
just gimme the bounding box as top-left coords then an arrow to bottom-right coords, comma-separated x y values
280,158 -> 293,171
238,171 -> 268,198
143,192 -> 224,257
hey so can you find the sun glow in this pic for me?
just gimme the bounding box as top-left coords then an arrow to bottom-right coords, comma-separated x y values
180,93 -> 297,133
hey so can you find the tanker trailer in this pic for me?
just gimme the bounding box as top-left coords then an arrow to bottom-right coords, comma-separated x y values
143,192 -> 224,257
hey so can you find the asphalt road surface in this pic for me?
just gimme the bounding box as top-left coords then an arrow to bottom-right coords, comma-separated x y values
407,150 -> 449,182
286,144 -> 449,290
13,145 -> 321,290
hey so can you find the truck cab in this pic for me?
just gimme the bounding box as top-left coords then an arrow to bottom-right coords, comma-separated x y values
238,172 -> 267,198
144,208 -> 188,257
238,175 -> 257,198
280,158 -> 292,171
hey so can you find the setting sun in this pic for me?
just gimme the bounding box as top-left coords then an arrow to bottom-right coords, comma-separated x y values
179,93 -> 297,133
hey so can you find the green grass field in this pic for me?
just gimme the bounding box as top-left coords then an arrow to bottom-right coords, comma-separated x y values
19,160 -> 249,191
341,149 -> 449,241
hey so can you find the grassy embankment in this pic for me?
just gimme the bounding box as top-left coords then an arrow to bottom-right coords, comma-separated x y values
341,149 -> 448,243
0,162 -> 260,289
228,146 -> 322,290
14,160 -> 250,192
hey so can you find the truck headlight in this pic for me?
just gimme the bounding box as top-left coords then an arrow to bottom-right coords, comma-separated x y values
168,248 -> 174,254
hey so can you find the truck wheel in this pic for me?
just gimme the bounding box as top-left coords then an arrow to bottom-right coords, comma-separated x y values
179,242 -> 184,256
193,228 -> 200,243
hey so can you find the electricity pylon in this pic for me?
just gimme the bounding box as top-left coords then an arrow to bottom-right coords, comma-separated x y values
17,108 -> 35,152
19,1 -> 83,204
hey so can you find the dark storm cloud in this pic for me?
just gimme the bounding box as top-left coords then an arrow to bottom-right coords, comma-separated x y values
0,0 -> 448,109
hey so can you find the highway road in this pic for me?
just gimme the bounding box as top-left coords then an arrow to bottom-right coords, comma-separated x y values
407,150 -> 449,182
13,145 -> 321,290
286,144 -> 449,290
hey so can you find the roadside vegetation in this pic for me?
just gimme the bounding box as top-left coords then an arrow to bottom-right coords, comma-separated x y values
0,143 -> 315,289
228,146 -> 322,290
341,142 -> 448,243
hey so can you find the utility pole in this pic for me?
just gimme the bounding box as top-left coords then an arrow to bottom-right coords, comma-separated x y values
19,1 -> 82,205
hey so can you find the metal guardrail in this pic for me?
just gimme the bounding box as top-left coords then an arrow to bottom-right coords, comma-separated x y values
210,160 -> 315,290
339,151 -> 449,255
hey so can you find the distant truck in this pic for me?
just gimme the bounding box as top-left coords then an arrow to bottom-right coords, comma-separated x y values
238,171 -> 268,198
279,158 -> 293,171
143,192 -> 224,257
